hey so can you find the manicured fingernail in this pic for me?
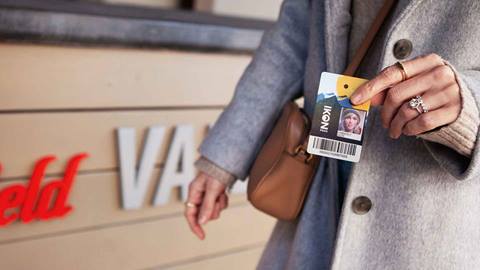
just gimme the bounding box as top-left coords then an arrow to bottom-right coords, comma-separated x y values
199,216 -> 207,224
350,94 -> 362,104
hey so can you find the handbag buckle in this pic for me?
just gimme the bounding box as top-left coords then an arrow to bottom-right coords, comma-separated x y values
294,145 -> 314,163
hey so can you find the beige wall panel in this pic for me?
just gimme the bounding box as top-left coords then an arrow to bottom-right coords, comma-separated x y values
0,205 -> 274,270
0,43 -> 249,110
0,110 -> 221,179
0,170 -> 250,243
166,246 -> 265,270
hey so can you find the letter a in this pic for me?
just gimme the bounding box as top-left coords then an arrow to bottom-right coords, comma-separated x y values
153,125 -> 194,206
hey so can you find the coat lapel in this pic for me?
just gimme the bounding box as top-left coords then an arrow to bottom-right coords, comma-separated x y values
323,0 -> 352,73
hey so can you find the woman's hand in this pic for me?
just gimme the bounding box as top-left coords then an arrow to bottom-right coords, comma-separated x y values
184,171 -> 229,240
350,53 -> 461,139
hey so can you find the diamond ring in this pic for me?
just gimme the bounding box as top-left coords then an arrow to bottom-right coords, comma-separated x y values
408,95 -> 428,114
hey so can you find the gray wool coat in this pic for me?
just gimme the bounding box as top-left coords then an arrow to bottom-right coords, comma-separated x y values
198,0 -> 480,269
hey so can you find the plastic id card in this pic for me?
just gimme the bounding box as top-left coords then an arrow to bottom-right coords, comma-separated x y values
307,72 -> 370,162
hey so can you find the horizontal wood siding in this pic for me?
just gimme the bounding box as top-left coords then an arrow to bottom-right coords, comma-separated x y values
0,110 -> 220,179
0,44 -> 250,111
0,43 -> 274,270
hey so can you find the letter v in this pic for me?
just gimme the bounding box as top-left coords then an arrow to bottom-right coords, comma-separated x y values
117,126 -> 165,209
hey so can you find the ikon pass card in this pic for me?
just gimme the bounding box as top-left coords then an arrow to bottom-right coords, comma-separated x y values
307,72 -> 370,162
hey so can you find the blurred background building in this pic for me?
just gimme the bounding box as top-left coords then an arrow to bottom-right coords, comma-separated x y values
0,0 -> 282,269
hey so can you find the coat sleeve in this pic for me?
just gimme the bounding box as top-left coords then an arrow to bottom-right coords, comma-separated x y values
197,0 -> 311,180
419,62 -> 480,181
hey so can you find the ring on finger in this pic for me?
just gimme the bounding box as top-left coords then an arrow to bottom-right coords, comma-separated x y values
408,95 -> 428,114
395,61 -> 409,81
185,201 -> 197,208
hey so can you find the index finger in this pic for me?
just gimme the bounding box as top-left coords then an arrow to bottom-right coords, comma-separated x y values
350,53 -> 445,105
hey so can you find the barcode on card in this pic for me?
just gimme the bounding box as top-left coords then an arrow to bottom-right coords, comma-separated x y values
311,137 -> 357,156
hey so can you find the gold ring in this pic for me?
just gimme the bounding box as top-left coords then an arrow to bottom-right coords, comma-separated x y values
395,61 -> 409,81
185,202 -> 197,208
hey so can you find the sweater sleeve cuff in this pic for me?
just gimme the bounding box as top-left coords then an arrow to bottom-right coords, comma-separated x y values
417,60 -> 480,157
194,156 -> 238,188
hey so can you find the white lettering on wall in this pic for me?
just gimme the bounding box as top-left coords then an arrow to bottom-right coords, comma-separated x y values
230,179 -> 247,194
117,126 -> 165,209
117,124 -> 246,210
153,125 -> 194,206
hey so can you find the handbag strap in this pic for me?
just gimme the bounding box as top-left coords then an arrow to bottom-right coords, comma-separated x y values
343,0 -> 396,76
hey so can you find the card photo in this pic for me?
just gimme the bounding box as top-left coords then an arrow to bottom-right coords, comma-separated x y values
337,108 -> 366,141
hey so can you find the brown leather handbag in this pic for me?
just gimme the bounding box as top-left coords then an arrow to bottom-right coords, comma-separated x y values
247,0 -> 395,220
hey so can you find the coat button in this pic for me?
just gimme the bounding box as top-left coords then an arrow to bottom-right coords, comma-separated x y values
352,196 -> 372,215
393,39 -> 413,59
